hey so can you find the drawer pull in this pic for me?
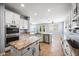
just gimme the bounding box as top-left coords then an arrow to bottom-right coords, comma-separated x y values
66,45 -> 68,47
27,48 -> 30,50
36,41 -> 39,44
36,42 -> 38,44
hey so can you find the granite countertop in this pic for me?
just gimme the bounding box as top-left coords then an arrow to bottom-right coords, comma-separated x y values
66,33 -> 79,49
38,32 -> 53,34
9,36 -> 40,50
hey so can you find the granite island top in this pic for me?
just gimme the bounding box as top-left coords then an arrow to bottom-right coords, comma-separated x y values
9,36 -> 40,50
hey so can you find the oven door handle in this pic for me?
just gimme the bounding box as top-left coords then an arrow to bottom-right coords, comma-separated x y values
6,33 -> 19,38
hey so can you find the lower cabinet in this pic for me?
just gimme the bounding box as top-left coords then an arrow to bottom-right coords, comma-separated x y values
62,40 -> 78,56
11,41 -> 39,56
31,41 -> 39,56
62,40 -> 72,56
23,49 -> 32,56
23,52 -> 32,56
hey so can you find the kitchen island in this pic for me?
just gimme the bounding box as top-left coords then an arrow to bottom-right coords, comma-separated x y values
10,36 -> 40,56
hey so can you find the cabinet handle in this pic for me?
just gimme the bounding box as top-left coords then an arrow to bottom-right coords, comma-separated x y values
32,48 -> 36,56
65,49 -> 68,55
14,21 -> 15,24
27,47 -> 30,50
12,20 -> 14,24
36,42 -> 38,44
66,45 -> 68,47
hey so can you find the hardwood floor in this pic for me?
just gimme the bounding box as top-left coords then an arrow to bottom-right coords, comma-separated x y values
39,35 -> 64,56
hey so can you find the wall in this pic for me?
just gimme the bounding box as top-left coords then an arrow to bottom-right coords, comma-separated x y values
0,4 -> 5,53
48,22 -> 64,36
35,23 -> 64,34
30,24 -> 37,33
58,22 -> 64,37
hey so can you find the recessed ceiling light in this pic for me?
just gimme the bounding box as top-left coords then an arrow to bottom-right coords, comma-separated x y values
34,13 -> 38,16
21,4 -> 24,7
48,9 -> 51,12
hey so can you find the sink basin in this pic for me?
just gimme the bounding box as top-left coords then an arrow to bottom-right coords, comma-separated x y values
67,39 -> 79,49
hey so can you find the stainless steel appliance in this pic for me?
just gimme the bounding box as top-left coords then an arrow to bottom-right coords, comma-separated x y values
5,25 -> 19,47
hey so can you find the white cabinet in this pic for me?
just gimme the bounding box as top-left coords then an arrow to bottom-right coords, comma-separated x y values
11,40 -> 39,56
23,20 -> 28,29
33,41 -> 39,56
62,40 -> 77,56
5,10 -> 14,25
64,41 -> 72,56
5,10 -> 20,27
77,3 -> 79,14
28,40 -> 39,56
19,18 -> 24,29
13,13 -> 20,27
23,51 -> 32,56
20,18 -> 28,29
22,46 -> 32,56
72,3 -> 77,17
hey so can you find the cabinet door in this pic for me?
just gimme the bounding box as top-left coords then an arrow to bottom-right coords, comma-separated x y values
72,3 -> 77,17
34,42 -> 39,56
22,46 -> 33,56
44,34 -> 49,43
11,47 -> 21,56
14,13 -> 20,27
5,10 -> 14,25
19,18 -> 24,29
72,3 -> 76,10
5,10 -> 20,27
20,18 -> 28,29
24,20 -> 28,29
64,41 -> 72,56
31,41 -> 39,56
23,51 -> 32,56
23,48 -> 32,56
77,3 -> 79,14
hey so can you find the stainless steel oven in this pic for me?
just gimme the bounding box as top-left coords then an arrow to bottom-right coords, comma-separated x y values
5,25 -> 19,47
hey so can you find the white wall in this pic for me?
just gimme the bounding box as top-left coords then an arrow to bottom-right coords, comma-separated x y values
30,24 -> 37,33
0,4 -> 5,53
49,22 -> 64,36
58,22 -> 64,36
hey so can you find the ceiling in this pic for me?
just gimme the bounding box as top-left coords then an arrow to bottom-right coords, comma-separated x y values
5,3 -> 72,24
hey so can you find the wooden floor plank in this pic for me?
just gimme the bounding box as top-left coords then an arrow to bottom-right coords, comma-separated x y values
40,35 -> 64,56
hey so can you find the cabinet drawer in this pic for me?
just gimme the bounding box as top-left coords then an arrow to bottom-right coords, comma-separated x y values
22,46 -> 31,55
33,41 -> 39,46
11,47 -> 21,56
23,48 -> 32,56
23,51 -> 32,56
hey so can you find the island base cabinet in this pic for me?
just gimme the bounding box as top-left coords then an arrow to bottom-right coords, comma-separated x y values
34,42 -> 39,56
11,47 -> 22,56
23,52 -> 32,56
30,41 -> 39,56
10,41 -> 40,56
23,50 -> 32,56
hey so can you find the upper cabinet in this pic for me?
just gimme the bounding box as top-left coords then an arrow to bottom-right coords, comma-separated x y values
72,3 -> 79,28
72,3 -> 79,17
5,9 -> 29,29
19,18 -> 24,29
5,10 -> 20,27
72,3 -> 77,17
5,10 -> 14,25
23,20 -> 28,29
67,3 -> 79,33
77,3 -> 79,14
20,17 -> 28,29
13,13 -> 20,26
